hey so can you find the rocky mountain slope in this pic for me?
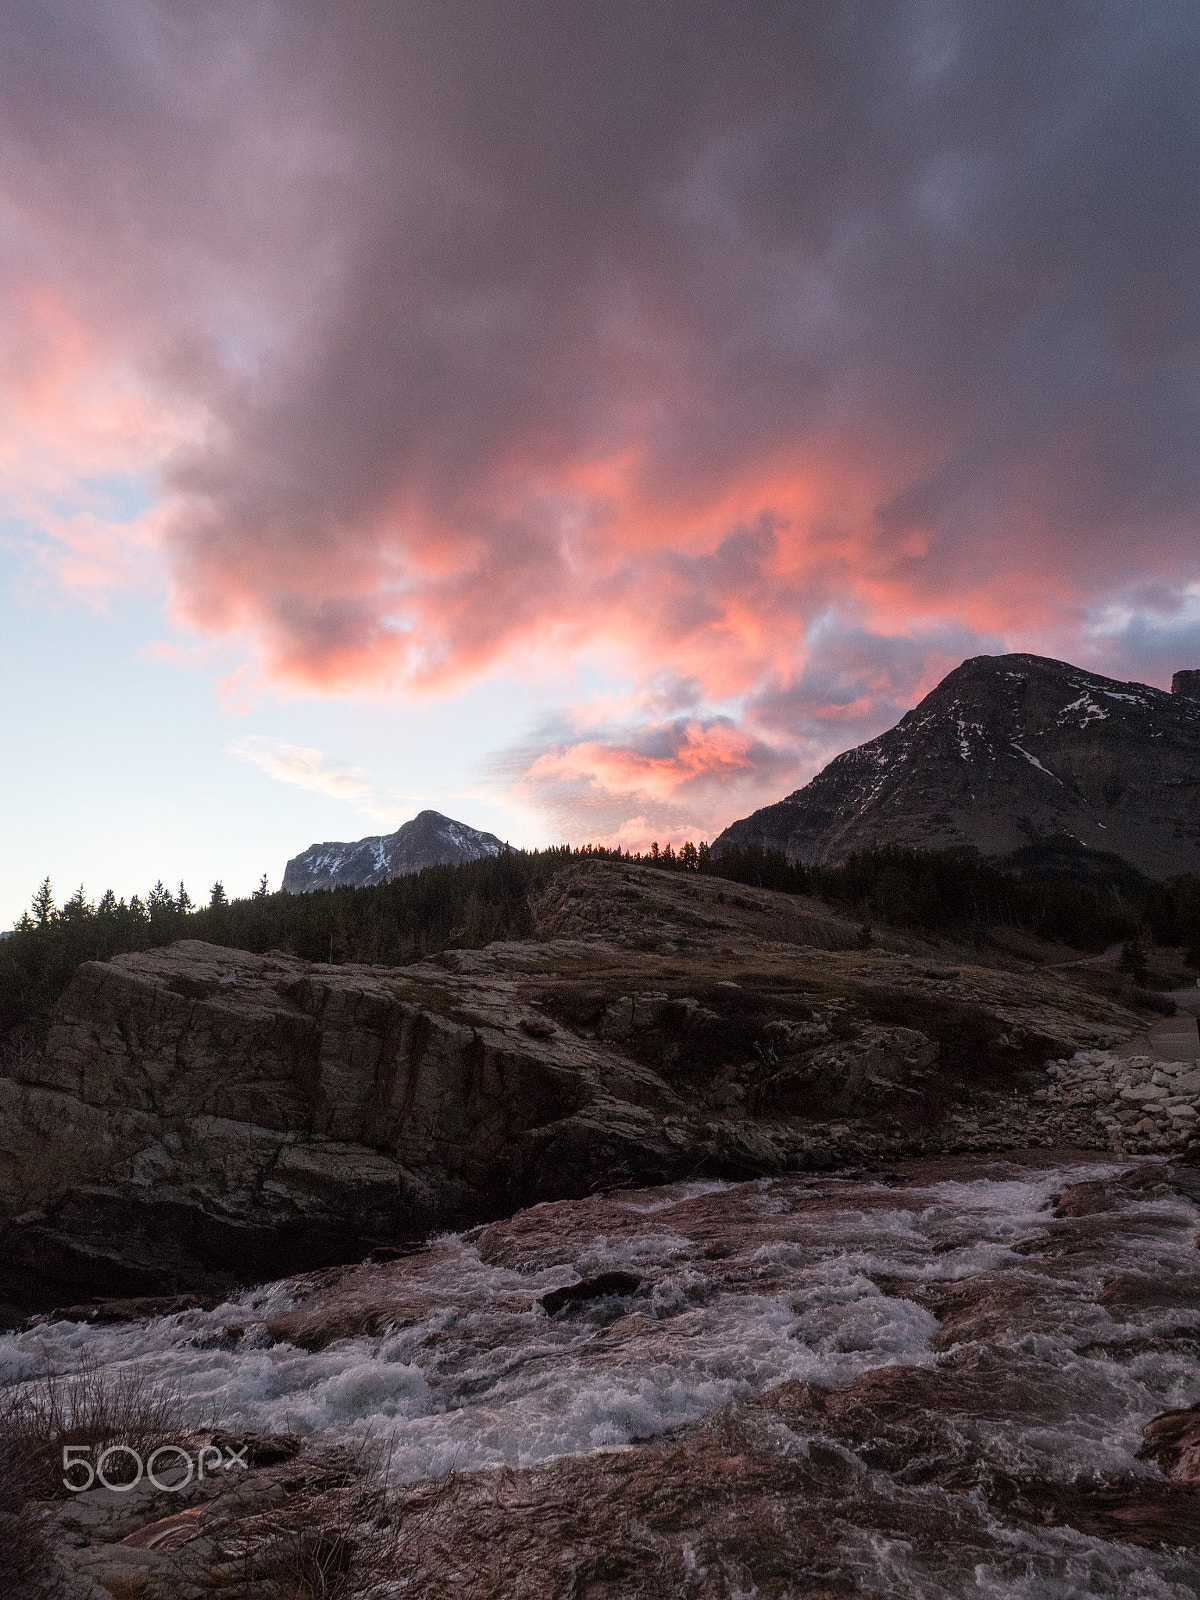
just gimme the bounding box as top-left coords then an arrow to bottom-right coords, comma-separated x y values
0,859 -> 1171,1314
282,809 -> 504,892
717,653 -> 1200,877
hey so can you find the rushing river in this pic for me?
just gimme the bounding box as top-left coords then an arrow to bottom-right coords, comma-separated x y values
4,1151 -> 1200,1597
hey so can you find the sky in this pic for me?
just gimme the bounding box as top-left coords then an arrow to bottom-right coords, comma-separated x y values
2,1 -> 1200,927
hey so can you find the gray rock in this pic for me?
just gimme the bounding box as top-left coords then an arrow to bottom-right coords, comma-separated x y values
0,861 -> 1159,1304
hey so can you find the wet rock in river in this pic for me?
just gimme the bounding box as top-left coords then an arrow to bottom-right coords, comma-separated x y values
539,1270 -> 642,1315
1142,1403 -> 1200,1483
1098,1271 -> 1200,1309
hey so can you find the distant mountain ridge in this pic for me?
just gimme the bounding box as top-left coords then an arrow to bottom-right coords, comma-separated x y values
716,654 -> 1200,879
284,809 -> 505,893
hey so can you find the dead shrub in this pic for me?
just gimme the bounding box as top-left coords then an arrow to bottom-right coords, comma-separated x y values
0,1419 -> 56,1600
0,1354 -> 192,1497
0,1026 -> 38,1077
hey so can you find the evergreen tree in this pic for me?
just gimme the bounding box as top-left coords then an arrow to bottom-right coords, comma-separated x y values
61,886 -> 92,921
31,878 -> 54,926
1119,939 -> 1149,984
209,882 -> 228,909
253,874 -> 270,900
147,880 -> 175,915
177,882 -> 194,914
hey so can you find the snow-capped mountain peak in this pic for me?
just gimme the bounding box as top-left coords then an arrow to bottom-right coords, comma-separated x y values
283,810 -> 505,893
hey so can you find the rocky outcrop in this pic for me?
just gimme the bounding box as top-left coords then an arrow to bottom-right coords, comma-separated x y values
0,937 -> 683,1305
0,862 -> 1165,1310
717,652 -> 1200,877
282,809 -> 504,892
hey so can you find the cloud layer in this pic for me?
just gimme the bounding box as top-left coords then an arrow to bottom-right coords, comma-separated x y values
4,2 -> 1200,840
229,736 -> 374,805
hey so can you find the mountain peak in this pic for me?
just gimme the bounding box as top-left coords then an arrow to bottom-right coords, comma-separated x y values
717,653 -> 1200,878
283,810 -> 506,893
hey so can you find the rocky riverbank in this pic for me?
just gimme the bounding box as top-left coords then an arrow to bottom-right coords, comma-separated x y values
0,861 -> 1180,1316
1037,1051 -> 1200,1154
4,1151 -> 1200,1598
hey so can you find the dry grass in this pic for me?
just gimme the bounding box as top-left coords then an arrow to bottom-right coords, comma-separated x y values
0,1421 -> 55,1600
0,1353 -> 192,1497
0,1355 -> 194,1597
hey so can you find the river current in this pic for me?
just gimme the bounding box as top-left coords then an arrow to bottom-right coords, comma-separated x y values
3,1151 -> 1199,1597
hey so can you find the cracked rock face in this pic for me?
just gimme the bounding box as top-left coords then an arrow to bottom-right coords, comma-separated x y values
0,937 -> 682,1305
0,863 -> 1167,1312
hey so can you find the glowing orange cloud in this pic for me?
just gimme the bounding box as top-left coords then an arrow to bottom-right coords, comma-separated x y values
524,720 -> 778,803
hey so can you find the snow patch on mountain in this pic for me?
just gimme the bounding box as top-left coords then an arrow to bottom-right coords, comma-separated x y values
1009,741 -> 1065,783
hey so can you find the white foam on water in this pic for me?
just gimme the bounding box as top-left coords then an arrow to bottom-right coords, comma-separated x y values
971,1517 -> 1200,1600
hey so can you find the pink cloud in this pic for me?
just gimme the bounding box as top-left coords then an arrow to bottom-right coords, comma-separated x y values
526,719 -> 789,803
496,708 -> 799,843
229,735 -> 374,803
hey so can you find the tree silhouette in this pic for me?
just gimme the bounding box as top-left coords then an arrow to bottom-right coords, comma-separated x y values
31,879 -> 54,926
